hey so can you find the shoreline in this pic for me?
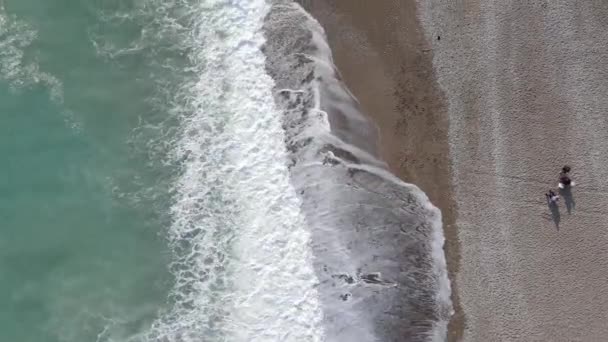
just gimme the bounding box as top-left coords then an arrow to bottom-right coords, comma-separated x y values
297,1 -> 464,340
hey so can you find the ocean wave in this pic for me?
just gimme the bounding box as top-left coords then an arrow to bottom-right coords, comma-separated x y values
88,0 -> 452,340
124,1 -> 326,341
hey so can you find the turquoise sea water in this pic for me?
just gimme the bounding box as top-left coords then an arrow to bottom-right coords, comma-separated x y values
1,1 -> 176,341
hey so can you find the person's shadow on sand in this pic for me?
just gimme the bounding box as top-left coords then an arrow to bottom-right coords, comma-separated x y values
559,187 -> 576,214
546,198 -> 561,229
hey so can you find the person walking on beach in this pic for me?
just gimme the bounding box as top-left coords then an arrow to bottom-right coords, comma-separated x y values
546,190 -> 559,204
559,165 -> 574,188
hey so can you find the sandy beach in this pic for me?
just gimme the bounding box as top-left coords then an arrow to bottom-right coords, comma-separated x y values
302,0 -> 608,341
417,1 -> 608,340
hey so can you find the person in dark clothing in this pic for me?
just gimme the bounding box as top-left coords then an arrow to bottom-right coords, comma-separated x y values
559,165 -> 573,188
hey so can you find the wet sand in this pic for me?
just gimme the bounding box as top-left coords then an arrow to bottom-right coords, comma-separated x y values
297,1 -> 463,341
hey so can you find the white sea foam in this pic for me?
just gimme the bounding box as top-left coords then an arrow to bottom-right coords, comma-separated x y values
0,7 -> 36,86
0,5 -> 63,101
142,1 -> 325,341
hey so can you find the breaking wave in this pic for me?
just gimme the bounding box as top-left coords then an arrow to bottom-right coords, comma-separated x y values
90,0 -> 452,341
